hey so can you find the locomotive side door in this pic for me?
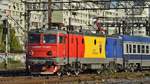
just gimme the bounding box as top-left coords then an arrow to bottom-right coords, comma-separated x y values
57,34 -> 66,58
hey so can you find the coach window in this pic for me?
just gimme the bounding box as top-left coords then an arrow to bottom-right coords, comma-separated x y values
137,45 -> 141,53
142,45 -> 145,53
129,44 -> 132,53
146,45 -> 149,54
133,45 -> 136,53
126,44 -> 129,53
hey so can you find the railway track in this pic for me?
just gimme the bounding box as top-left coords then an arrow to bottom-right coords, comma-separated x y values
0,74 -> 150,84
0,75 -> 101,84
0,70 -> 150,84
0,70 -> 100,84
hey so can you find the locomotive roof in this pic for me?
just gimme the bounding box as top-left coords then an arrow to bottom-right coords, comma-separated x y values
121,35 -> 150,43
28,29 -> 150,39
28,29 -> 67,34
106,35 -> 150,43
28,29 -> 106,37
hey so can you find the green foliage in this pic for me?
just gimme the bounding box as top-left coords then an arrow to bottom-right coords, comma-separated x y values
7,58 -> 21,64
0,24 -> 23,53
9,29 -> 23,53
0,25 -> 5,52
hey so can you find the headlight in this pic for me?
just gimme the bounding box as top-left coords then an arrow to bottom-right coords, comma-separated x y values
28,50 -> 34,56
47,51 -> 52,56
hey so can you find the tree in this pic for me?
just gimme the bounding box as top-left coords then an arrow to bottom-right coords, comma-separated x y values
0,25 -> 5,52
9,29 -> 23,53
0,24 -> 23,53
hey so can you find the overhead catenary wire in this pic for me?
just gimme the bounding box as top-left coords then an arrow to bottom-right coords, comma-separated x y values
22,0 -> 149,11
7,16 -> 27,33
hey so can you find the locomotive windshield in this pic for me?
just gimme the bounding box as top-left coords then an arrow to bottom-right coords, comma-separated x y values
28,34 -> 40,43
43,34 -> 57,43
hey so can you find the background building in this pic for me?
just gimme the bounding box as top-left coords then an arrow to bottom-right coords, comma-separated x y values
51,0 -> 124,33
0,0 -> 149,48
0,0 -> 10,22
0,0 -> 45,48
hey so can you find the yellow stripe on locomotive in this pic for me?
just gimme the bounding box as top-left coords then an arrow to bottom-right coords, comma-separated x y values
84,36 -> 106,58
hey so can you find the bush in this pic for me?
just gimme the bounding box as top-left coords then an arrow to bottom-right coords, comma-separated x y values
0,24 -> 23,53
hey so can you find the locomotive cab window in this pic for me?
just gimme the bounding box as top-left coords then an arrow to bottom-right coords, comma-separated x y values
43,34 -> 57,43
28,34 -> 40,43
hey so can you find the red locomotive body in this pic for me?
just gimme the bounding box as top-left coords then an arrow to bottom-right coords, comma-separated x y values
26,29 -> 85,74
27,30 -> 62,74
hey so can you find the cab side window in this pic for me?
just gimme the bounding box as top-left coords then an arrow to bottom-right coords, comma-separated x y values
59,36 -> 64,43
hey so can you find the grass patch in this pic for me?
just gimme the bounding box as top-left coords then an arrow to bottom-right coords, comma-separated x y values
98,72 -> 148,79
144,72 -> 150,77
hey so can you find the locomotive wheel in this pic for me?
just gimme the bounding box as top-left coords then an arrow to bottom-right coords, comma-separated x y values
74,70 -> 80,76
130,67 -> 135,72
124,64 -> 135,72
111,68 -> 117,73
124,68 -> 129,72
66,72 -> 71,76
56,65 -> 64,77
96,69 -> 102,75
57,71 -> 62,77
128,64 -> 136,72
136,63 -> 142,71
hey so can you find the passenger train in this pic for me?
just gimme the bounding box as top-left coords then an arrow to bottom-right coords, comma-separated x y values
26,29 -> 150,75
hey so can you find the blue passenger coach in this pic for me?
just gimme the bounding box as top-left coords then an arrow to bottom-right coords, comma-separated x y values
106,35 -> 150,71
122,35 -> 150,68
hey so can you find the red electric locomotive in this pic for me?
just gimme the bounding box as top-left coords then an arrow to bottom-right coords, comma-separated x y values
26,29 -> 86,75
